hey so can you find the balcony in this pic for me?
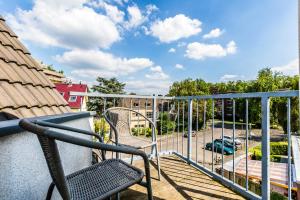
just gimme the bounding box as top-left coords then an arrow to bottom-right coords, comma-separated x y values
0,90 -> 299,200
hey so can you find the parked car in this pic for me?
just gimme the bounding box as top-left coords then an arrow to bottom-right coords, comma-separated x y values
184,131 -> 196,137
223,136 -> 242,149
214,139 -> 237,151
205,141 -> 234,155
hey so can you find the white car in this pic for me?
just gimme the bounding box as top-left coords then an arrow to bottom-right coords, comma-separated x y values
222,135 -> 242,149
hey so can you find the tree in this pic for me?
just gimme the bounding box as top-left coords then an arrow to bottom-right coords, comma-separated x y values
87,77 -> 125,114
167,68 -> 299,133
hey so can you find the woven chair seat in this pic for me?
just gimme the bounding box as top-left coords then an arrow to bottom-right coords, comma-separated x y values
66,159 -> 144,200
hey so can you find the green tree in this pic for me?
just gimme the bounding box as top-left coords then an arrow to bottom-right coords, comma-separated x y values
88,77 -> 125,114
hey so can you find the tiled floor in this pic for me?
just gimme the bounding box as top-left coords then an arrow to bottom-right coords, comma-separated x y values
121,155 -> 245,200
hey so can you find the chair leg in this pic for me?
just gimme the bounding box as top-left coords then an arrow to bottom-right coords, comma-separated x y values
130,154 -> 134,165
46,182 -> 55,200
155,144 -> 161,180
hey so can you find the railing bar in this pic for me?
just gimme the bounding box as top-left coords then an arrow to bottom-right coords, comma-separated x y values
177,101 -> 180,153
261,97 -> 270,200
172,102 -> 175,152
138,99 -> 140,136
196,100 -> 199,163
212,99 -> 215,172
160,99 -> 163,152
145,99 -> 148,136
166,101 -> 170,151
187,99 -> 193,162
113,98 -> 116,107
203,100 -> 207,167
103,97 -> 107,112
287,98 -> 292,200
71,90 -> 299,100
233,99 -> 236,184
129,99 -> 132,133
246,99 -> 249,190
221,99 -> 224,177
182,100 -> 185,156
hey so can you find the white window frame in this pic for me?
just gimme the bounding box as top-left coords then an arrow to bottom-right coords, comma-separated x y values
69,96 -> 77,102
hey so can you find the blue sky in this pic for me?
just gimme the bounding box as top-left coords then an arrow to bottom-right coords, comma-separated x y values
0,0 -> 298,94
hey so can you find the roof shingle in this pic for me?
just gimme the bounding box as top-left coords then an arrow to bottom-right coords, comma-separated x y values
0,16 -> 71,119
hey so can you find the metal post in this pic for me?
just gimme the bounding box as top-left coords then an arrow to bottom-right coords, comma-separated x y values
187,98 -> 193,162
196,100 -> 199,163
245,99 -> 249,190
232,99 -> 236,184
177,101 -> 180,152
182,101 -> 185,156
212,99 -> 215,172
151,96 -> 157,156
166,101 -> 170,151
203,100 -> 207,166
287,98 -> 292,200
261,97 -> 270,200
138,99 -> 140,136
160,100 -> 163,152
221,99 -> 224,177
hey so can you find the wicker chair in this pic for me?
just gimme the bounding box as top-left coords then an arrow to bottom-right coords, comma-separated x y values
19,119 -> 153,200
103,107 -> 161,180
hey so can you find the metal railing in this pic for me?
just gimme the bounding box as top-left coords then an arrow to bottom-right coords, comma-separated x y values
71,90 -> 299,200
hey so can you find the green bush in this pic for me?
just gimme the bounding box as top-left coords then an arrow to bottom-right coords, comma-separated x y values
131,127 -> 153,137
270,191 -> 287,200
270,142 -> 287,155
250,142 -> 288,161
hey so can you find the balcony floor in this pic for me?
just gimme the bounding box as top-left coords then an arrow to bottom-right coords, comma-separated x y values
121,155 -> 245,200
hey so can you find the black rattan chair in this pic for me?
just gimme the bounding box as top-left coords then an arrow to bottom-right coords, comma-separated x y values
19,119 -> 153,200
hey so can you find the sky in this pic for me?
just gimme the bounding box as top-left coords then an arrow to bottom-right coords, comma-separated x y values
0,0 -> 298,94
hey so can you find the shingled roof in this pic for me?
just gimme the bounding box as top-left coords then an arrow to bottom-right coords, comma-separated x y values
0,15 -> 71,120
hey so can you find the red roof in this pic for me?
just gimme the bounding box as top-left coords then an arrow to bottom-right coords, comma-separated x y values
55,83 -> 87,109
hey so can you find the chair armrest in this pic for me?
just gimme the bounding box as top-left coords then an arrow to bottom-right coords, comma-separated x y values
35,120 -> 103,142
19,119 -> 146,159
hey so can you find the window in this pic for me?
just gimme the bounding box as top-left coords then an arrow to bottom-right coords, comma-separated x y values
145,102 -> 151,107
146,112 -> 152,118
133,102 -> 139,107
69,96 -> 77,102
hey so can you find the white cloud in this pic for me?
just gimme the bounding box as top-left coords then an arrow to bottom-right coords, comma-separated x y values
203,28 -> 223,39
150,14 -> 202,43
125,80 -> 171,95
168,48 -> 176,53
125,5 -> 145,29
226,41 -> 237,54
271,59 -> 299,76
145,4 -> 159,15
55,49 -> 154,78
145,66 -> 169,80
185,40 -> 237,60
6,0 -> 120,49
175,64 -> 184,69
220,74 -> 244,82
90,1 -> 125,24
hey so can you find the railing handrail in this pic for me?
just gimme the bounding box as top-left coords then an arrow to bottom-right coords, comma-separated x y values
71,90 -> 299,100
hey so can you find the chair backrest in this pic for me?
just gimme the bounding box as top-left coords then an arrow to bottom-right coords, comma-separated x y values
107,108 -> 131,138
19,119 -> 70,200
103,107 -> 157,142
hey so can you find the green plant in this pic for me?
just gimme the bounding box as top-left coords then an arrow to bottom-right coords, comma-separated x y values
131,127 -> 153,137
250,142 -> 288,161
157,112 -> 176,135
270,191 -> 287,200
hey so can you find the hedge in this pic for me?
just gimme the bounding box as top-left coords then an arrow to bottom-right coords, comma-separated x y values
250,142 -> 288,162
